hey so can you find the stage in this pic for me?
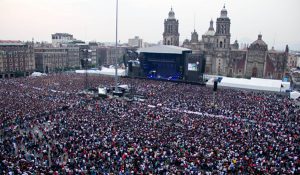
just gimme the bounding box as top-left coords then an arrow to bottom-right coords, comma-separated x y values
136,45 -> 205,82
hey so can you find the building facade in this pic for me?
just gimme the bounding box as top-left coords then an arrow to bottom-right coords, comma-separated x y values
88,42 -> 99,65
0,50 -> 4,75
0,40 -> 35,78
163,8 -> 180,46
181,6 -> 289,80
97,47 -> 128,66
66,46 -> 80,69
290,68 -> 300,90
128,36 -> 143,48
34,47 -> 69,73
52,33 -> 74,47
287,54 -> 298,70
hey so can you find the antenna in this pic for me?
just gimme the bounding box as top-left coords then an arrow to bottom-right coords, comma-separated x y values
193,13 -> 196,31
273,33 -> 276,48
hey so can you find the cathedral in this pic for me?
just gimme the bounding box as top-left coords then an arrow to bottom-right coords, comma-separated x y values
163,6 -> 289,80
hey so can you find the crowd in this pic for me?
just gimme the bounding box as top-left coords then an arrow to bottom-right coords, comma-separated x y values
0,73 -> 299,174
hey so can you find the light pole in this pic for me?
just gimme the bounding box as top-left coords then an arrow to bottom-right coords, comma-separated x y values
114,0 -> 119,93
81,49 -> 90,90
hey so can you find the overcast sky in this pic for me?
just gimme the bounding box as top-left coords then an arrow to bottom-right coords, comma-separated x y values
0,0 -> 299,50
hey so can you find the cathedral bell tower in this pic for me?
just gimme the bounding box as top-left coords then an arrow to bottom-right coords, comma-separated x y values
215,5 -> 231,50
163,8 -> 180,46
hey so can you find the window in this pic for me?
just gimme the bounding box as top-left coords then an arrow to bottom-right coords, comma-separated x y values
220,41 -> 223,48
252,67 -> 257,77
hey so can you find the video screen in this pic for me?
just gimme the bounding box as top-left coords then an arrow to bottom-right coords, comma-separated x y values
188,63 -> 197,71
98,88 -> 107,95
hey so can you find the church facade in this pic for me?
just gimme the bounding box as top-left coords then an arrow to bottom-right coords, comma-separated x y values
165,6 -> 289,80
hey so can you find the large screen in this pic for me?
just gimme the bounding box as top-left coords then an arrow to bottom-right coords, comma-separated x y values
188,63 -> 197,71
98,87 -> 107,95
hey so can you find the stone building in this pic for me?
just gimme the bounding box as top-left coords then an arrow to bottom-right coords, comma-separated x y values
66,46 -> 80,69
244,34 -> 268,78
52,33 -> 74,47
163,8 -> 180,46
34,47 -> 69,73
128,36 -> 143,48
0,40 -> 35,78
96,47 -> 127,66
0,50 -> 4,76
287,53 -> 298,70
290,68 -> 300,90
88,42 -> 99,65
181,6 -> 289,80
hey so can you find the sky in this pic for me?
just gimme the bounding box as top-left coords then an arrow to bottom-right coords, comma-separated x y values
0,0 -> 300,50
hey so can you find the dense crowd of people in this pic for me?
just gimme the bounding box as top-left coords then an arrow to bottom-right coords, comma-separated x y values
0,73 -> 299,174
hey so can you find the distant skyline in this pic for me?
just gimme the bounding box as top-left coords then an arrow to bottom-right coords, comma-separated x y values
0,0 -> 300,50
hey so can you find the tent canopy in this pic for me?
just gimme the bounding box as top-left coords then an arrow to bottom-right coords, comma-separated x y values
207,76 -> 290,92
290,91 -> 300,100
31,72 -> 47,77
75,67 -> 125,76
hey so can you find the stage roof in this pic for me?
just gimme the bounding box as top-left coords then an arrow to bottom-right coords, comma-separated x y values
138,45 -> 191,54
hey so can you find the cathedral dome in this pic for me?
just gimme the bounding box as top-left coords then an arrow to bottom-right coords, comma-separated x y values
204,19 -> 215,36
249,34 -> 268,51
168,7 -> 175,19
251,34 -> 267,46
204,30 -> 215,36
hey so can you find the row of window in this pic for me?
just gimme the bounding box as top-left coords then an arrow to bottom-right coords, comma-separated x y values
217,24 -> 229,34
166,24 -> 178,34
1,66 -> 26,72
3,62 -> 24,66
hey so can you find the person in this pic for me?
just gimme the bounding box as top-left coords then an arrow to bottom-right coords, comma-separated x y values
0,74 -> 299,174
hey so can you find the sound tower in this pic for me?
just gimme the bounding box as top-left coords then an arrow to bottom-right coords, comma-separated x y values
213,80 -> 218,91
128,62 -> 133,72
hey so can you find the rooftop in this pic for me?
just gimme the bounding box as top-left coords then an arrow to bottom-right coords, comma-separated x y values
138,45 -> 191,54
0,40 -> 25,46
52,33 -> 73,37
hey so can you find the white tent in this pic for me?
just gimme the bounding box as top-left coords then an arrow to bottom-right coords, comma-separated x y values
290,91 -> 300,100
75,67 -> 126,76
207,76 -> 290,92
31,72 -> 47,77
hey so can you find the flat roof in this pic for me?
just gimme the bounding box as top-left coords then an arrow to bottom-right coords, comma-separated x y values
0,40 -> 25,46
138,45 -> 191,54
